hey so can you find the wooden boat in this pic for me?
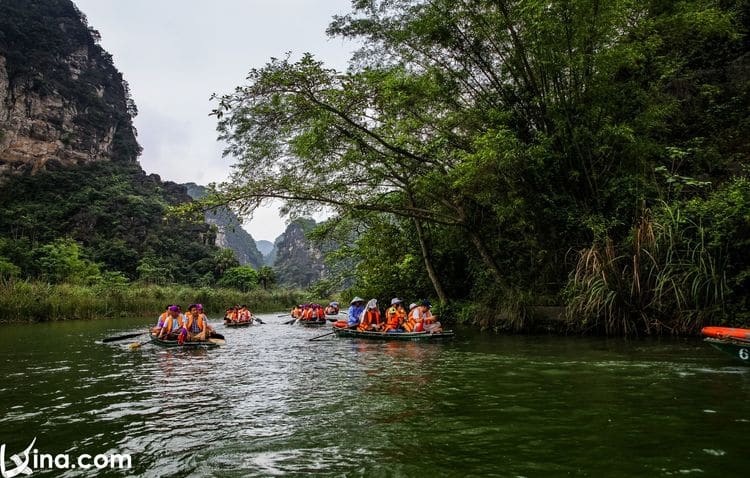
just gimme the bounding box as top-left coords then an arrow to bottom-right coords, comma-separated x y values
224,320 -> 253,328
149,332 -> 225,348
704,337 -> 750,365
701,326 -> 750,342
297,319 -> 328,328
332,327 -> 455,341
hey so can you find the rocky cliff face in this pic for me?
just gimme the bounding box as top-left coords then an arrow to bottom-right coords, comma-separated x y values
183,183 -> 265,269
273,219 -> 327,287
0,0 -> 140,177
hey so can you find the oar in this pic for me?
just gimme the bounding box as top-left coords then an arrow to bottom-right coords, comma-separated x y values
283,318 -> 298,325
309,331 -> 335,341
252,315 -> 265,324
277,314 -> 290,318
102,332 -> 145,343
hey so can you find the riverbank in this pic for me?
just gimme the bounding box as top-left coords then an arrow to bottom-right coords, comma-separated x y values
0,280 -> 305,322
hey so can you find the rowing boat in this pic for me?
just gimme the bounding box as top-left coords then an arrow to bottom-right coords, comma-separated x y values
704,337 -> 750,365
224,320 -> 252,328
149,333 -> 225,348
332,328 -> 455,341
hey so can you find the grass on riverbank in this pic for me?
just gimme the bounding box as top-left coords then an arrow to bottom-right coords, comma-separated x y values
0,279 -> 306,322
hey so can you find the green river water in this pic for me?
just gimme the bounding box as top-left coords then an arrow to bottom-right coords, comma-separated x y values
1,314 -> 749,477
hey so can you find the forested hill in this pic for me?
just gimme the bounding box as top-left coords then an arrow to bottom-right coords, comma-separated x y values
0,0 -> 225,286
183,183 -> 265,269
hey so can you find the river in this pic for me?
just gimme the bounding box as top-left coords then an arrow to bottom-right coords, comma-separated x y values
0,315 -> 748,477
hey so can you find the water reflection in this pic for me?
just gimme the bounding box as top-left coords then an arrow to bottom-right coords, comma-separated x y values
0,318 -> 749,476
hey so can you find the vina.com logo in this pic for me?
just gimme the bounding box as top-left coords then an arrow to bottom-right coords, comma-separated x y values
1,438 -> 132,476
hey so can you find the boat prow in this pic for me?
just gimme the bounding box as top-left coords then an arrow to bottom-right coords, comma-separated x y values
704,337 -> 750,365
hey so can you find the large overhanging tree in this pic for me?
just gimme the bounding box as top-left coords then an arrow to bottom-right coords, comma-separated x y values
206,0 -> 737,302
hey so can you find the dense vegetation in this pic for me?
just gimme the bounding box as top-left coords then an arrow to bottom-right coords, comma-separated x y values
207,0 -> 750,335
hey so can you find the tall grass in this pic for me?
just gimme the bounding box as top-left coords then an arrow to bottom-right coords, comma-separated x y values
0,280 -> 305,322
565,205 -> 727,335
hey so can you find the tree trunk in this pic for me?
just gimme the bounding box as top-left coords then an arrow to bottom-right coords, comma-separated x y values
467,229 -> 505,286
412,217 -> 448,304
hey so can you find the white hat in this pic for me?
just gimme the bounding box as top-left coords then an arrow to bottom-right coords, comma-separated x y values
409,303 -> 417,310
350,296 -> 364,304
390,298 -> 402,305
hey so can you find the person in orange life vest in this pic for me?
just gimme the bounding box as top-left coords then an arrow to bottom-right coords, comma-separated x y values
313,304 -> 326,322
383,298 -> 406,332
420,300 -> 442,333
358,299 -> 383,332
290,304 -> 303,319
409,302 -> 426,332
151,305 -> 172,335
239,305 -> 251,322
157,305 -> 185,339
402,303 -> 418,332
302,304 -> 314,321
185,303 -> 211,341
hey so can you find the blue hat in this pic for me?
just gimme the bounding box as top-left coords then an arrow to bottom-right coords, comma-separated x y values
421,300 -> 431,308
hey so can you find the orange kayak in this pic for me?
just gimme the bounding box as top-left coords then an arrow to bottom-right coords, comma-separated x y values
701,326 -> 750,342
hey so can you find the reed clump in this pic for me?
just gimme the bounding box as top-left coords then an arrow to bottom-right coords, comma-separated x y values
565,205 -> 727,335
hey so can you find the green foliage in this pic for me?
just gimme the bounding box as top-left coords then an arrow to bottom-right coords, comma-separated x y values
0,161 -> 221,286
217,266 -> 259,292
257,266 -> 276,290
35,238 -> 101,284
0,256 -> 21,279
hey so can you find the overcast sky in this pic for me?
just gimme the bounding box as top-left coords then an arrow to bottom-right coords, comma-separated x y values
73,0 -> 354,242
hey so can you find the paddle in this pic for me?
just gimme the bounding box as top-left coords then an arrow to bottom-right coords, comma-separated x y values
309,331 -> 335,341
102,332 -> 146,343
283,318 -> 298,325
277,314 -> 290,318
252,315 -> 265,324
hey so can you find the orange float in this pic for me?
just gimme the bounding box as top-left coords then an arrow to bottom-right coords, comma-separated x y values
701,326 -> 750,342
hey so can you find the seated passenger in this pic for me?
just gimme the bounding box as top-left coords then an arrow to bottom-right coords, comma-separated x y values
324,302 -> 340,315
158,305 -> 185,340
403,303 -> 418,332
420,300 -> 442,334
358,299 -> 383,332
184,303 -> 211,341
347,297 -> 365,327
239,305 -> 251,322
290,304 -> 303,319
151,305 -> 171,335
383,298 -> 406,333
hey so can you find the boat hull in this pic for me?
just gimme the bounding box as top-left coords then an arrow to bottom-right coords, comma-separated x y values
705,338 -> 750,365
332,328 -> 455,341
149,334 -> 222,348
224,321 -> 252,328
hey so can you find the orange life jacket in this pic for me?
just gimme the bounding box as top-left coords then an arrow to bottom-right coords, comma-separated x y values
157,311 -> 168,327
358,309 -> 382,331
384,306 -> 405,331
185,313 -> 207,333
